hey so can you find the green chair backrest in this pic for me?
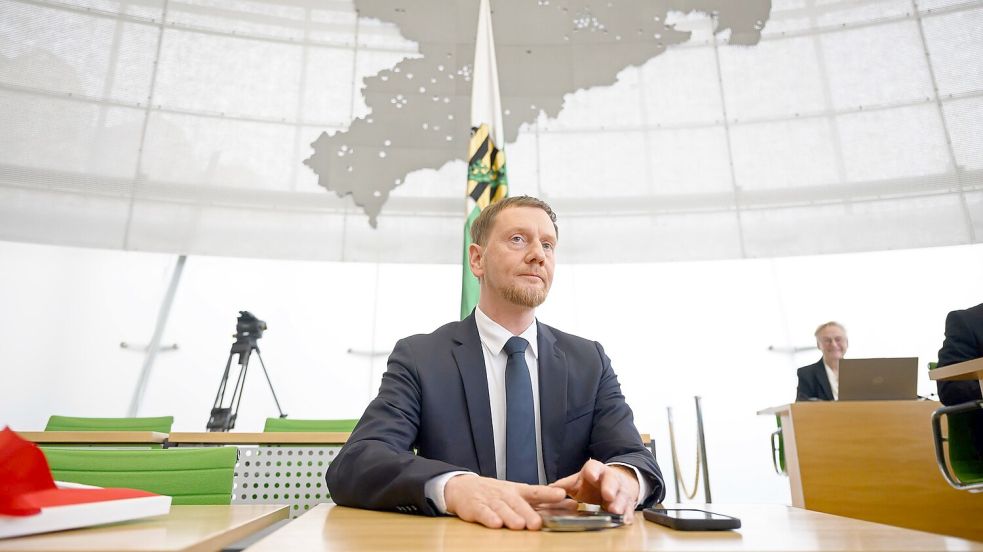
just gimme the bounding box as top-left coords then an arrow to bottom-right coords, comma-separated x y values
771,415 -> 786,476
45,415 -> 174,433
43,447 -> 237,505
776,415 -> 786,473
263,418 -> 358,433
946,410 -> 983,485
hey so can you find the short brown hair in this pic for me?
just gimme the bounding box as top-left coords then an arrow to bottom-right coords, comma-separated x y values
469,195 -> 558,246
814,321 -> 846,338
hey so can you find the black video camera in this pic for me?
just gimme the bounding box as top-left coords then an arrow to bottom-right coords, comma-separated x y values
235,311 -> 267,340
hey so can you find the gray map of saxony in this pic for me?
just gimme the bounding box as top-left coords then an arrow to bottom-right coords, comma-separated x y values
305,0 -> 772,227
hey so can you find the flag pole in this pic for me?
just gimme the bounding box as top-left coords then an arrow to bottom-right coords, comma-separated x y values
461,0 -> 509,319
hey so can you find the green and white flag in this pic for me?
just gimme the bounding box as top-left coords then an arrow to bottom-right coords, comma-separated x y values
461,0 -> 508,320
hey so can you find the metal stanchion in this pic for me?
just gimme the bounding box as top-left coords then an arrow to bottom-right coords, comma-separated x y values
666,396 -> 713,504
694,396 -> 712,503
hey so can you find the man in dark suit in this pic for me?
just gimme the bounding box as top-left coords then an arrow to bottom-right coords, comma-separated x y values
795,322 -> 848,401
937,302 -> 983,405
327,196 -> 664,530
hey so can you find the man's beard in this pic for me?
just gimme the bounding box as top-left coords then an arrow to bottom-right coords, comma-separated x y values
502,283 -> 548,308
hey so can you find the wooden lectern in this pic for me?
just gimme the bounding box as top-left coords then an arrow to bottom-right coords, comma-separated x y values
758,400 -> 983,541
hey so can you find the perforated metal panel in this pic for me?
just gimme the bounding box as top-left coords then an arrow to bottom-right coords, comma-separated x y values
231,445 -> 340,518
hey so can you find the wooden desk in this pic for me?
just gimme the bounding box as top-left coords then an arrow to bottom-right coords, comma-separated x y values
758,401 -> 983,541
930,357 -> 983,382
166,432 -> 349,445
930,357 -> 983,398
16,432 -> 168,445
0,505 -> 287,552
167,433 -> 652,446
246,503 -> 981,551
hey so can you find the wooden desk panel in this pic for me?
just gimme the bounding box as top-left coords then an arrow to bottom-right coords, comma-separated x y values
167,432 -> 349,445
929,357 -> 983,381
246,503 -> 981,551
0,505 -> 287,552
17,432 -> 167,444
168,432 -> 652,446
761,401 -> 983,541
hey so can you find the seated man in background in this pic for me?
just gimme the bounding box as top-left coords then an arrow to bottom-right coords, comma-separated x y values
326,196 -> 665,531
937,302 -> 983,459
937,302 -> 983,405
796,321 -> 848,401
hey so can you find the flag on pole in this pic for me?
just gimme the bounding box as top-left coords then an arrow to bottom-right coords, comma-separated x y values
461,0 -> 508,320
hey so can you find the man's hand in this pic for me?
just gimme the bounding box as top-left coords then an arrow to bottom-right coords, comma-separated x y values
549,459 -> 640,523
444,475 -> 573,530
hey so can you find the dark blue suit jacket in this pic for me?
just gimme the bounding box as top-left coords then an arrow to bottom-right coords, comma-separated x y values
796,358 -> 834,401
326,314 -> 665,515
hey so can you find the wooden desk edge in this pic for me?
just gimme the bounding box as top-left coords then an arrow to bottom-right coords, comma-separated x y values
256,503 -> 983,551
17,431 -> 168,443
167,432 -> 352,444
929,357 -> 983,381
188,505 -> 289,552
756,404 -> 791,415
22,430 -> 655,447
169,432 -> 653,445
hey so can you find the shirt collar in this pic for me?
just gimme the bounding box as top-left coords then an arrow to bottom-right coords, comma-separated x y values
475,306 -> 539,359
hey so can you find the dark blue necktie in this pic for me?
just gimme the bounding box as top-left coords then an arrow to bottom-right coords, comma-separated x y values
504,336 -> 538,485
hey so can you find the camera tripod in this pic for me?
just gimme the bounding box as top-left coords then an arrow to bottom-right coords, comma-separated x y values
207,312 -> 286,431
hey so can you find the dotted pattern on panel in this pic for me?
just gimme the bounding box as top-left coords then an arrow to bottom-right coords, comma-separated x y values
231,446 -> 339,518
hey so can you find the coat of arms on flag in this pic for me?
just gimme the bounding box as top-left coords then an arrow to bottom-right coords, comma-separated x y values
467,124 -> 508,210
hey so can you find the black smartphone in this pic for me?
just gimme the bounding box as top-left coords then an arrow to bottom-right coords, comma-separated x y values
643,508 -> 741,531
539,509 -> 623,531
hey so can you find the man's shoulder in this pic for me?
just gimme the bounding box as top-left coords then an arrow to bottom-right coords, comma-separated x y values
954,303 -> 983,322
796,359 -> 823,375
397,318 -> 473,347
538,321 -> 604,357
539,321 -> 595,345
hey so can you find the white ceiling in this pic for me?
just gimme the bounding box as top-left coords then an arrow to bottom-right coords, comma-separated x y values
0,0 -> 980,262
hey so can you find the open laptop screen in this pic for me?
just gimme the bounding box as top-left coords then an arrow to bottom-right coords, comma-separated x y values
838,358 -> 918,401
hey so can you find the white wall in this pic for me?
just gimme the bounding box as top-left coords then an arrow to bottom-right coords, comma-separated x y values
1,239 -> 980,504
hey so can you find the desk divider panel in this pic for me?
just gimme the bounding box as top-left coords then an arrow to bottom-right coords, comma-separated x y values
232,445 -> 341,518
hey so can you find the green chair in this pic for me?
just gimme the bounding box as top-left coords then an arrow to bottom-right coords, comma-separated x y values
43,447 -> 237,504
928,362 -> 983,492
263,418 -> 358,432
931,402 -> 983,491
45,415 -> 174,433
770,415 -> 786,476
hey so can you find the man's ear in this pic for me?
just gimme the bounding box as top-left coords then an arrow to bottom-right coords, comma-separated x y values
468,242 -> 484,279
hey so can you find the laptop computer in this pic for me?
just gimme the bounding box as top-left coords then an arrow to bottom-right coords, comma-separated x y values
838,357 -> 918,401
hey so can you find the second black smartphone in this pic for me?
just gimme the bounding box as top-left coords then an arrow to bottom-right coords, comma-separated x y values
643,508 -> 741,531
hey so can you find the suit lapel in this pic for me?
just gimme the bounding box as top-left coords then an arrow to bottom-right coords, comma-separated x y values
452,315 -> 497,477
537,322 -> 567,483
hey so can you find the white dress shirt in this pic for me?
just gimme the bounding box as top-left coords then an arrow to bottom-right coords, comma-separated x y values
475,306 -> 547,483
425,306 -> 648,513
824,362 -> 839,400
